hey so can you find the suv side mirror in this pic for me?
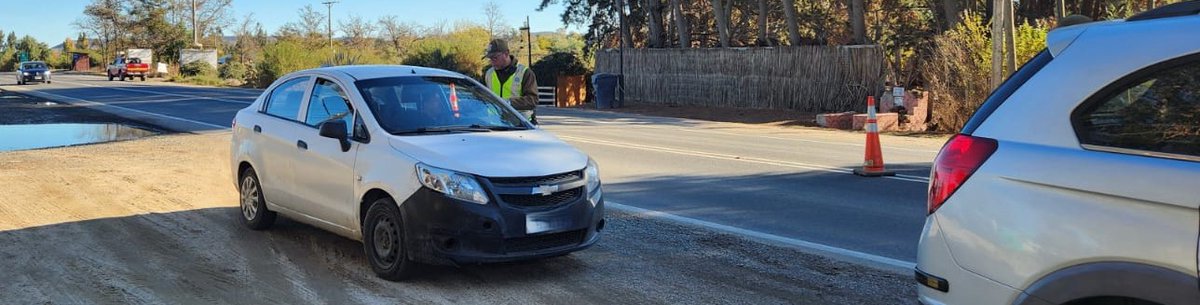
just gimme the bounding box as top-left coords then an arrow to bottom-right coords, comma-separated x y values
318,120 -> 351,152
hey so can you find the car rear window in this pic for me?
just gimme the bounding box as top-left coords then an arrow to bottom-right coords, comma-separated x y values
961,50 -> 1054,134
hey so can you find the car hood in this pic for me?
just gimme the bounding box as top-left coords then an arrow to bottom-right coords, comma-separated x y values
387,130 -> 588,178
20,68 -> 48,73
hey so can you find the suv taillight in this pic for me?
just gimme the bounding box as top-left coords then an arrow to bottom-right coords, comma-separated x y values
928,134 -> 997,215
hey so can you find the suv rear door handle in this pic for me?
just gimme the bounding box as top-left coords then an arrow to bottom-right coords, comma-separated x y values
253,125 -> 262,133
296,140 -> 308,150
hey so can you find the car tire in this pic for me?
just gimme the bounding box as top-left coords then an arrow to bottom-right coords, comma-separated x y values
108,73 -> 114,81
238,167 -> 277,230
363,197 -> 418,281
120,72 -> 127,81
140,75 -> 145,81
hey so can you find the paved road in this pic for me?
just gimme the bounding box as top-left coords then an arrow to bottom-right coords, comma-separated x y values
3,73 -> 943,265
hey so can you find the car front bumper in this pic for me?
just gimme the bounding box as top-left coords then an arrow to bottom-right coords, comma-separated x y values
399,187 -> 605,266
19,73 -> 49,82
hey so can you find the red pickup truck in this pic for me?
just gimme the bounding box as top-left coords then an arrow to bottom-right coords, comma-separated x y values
107,57 -> 150,81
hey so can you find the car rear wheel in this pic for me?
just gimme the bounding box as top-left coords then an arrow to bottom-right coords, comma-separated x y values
363,197 -> 418,281
239,168 -> 276,230
140,75 -> 145,81
120,72 -> 127,81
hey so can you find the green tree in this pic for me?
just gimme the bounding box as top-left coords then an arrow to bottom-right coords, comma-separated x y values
128,0 -> 189,64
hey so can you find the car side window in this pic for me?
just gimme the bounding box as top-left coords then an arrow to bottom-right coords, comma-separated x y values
304,78 -> 353,134
264,77 -> 310,121
1074,57 -> 1200,158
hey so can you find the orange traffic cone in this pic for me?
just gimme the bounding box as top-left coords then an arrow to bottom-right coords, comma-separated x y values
854,96 -> 895,177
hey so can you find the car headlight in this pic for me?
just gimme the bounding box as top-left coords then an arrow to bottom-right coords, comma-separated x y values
416,163 -> 489,205
22,72 -> 29,76
585,158 -> 602,205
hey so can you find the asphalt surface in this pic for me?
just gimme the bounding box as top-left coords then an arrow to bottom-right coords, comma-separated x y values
2,73 -> 942,265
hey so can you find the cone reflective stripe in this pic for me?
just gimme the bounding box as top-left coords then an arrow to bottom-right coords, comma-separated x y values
854,96 -> 895,177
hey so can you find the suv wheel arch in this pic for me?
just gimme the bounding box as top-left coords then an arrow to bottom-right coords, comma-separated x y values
1013,262 -> 1199,305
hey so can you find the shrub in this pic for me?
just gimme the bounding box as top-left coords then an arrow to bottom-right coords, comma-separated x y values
531,52 -> 591,87
921,13 -> 1049,132
219,61 -> 246,81
180,61 -> 216,77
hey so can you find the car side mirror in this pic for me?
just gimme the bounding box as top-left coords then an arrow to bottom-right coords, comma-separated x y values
318,120 -> 351,152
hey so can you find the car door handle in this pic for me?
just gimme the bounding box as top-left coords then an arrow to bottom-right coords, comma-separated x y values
297,140 -> 308,150
253,125 -> 262,133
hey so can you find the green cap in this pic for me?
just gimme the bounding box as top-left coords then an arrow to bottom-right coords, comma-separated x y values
483,39 -> 510,59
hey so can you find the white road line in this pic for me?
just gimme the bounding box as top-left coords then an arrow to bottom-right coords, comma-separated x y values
606,201 -> 917,273
560,135 -> 930,183
55,80 -> 253,105
7,86 -> 227,130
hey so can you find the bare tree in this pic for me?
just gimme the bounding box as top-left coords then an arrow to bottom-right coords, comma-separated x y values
75,0 -> 127,64
339,15 -> 376,49
378,15 -> 418,57
670,0 -> 691,48
279,5 -> 327,43
482,1 -> 509,38
645,0 -> 665,48
711,0 -> 732,47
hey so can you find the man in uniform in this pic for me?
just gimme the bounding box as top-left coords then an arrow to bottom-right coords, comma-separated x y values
482,39 -> 539,124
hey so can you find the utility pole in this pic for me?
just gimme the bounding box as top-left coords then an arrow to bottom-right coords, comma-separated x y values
989,0 -> 1003,88
525,16 -> 532,66
192,0 -> 201,48
322,1 -> 338,50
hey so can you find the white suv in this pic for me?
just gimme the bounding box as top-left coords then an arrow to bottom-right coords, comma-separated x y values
917,3 -> 1200,305
230,65 -> 604,281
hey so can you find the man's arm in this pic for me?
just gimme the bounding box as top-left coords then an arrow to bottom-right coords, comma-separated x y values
509,69 -> 539,111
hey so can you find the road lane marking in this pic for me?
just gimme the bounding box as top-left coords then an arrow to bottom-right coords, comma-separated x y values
607,201 -> 917,273
559,135 -> 930,183
55,80 -> 254,105
7,85 -> 228,130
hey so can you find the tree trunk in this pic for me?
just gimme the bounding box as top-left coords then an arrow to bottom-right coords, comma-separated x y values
616,0 -> 634,48
671,0 -> 691,48
756,0 -> 769,45
646,0 -> 665,48
712,0 -> 731,47
990,0 -> 1003,89
850,0 -> 866,44
1003,0 -> 1016,76
781,0 -> 801,45
943,0 -> 963,29
1053,0 -> 1066,20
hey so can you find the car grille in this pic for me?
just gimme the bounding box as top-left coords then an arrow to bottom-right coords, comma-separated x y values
505,229 -> 586,253
488,171 -> 583,186
500,187 -> 582,208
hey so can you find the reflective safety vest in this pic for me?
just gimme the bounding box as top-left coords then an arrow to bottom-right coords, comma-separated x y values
485,64 -> 528,100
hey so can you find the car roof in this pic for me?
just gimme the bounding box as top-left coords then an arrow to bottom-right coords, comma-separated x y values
305,65 -> 470,81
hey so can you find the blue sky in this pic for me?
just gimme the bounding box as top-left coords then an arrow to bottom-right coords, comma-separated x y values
1,0 -> 578,45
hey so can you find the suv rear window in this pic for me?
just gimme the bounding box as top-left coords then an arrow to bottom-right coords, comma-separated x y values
1072,53 -> 1200,159
961,50 -> 1054,134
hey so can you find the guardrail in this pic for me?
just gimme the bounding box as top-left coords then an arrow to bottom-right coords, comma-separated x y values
537,86 -> 556,107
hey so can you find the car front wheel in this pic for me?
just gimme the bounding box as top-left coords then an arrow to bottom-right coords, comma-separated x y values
238,168 -> 276,230
363,197 -> 418,281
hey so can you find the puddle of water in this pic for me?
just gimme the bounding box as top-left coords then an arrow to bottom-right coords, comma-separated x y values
0,124 -> 157,152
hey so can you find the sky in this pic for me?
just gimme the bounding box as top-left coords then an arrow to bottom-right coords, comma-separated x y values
0,0 -> 579,45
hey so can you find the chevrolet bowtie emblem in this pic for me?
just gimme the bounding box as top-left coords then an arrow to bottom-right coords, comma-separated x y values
535,184 -> 559,196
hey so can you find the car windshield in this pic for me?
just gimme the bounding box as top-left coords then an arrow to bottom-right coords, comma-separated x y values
22,63 -> 46,70
356,76 -> 530,135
